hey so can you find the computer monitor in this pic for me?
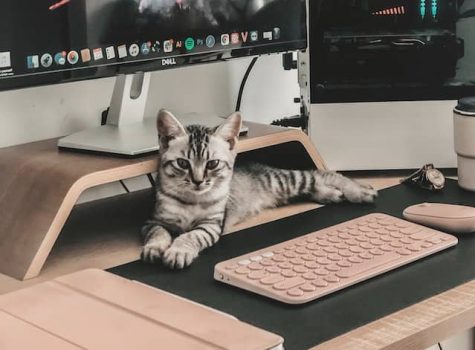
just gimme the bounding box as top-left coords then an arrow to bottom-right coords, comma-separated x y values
0,0 -> 307,155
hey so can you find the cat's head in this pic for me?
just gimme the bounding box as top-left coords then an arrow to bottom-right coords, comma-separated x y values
156,110 -> 242,196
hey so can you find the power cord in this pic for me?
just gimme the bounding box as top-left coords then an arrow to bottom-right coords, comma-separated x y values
119,180 -> 130,193
438,343 -> 443,350
147,173 -> 156,187
235,57 -> 258,112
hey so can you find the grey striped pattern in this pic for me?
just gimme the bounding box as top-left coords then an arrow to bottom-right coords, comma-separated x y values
142,111 -> 378,269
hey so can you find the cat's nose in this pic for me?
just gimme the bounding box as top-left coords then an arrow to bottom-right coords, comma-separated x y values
191,179 -> 204,187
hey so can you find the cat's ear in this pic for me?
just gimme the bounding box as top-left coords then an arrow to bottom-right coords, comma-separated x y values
156,109 -> 186,149
215,112 -> 242,150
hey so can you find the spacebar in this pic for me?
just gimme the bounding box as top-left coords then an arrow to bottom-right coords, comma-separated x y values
336,252 -> 401,278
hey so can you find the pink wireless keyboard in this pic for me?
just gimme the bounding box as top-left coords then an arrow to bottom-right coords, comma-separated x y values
214,213 -> 458,304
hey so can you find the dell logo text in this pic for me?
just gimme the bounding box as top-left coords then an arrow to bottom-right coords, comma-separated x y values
162,58 -> 177,66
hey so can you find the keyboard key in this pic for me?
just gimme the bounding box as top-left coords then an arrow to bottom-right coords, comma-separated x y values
312,280 -> 328,288
397,248 -> 411,255
296,247 -> 308,254
380,235 -> 392,242
380,245 -> 394,252
358,226 -> 372,233
324,275 -> 340,283
348,256 -> 363,263
274,249 -> 285,254
360,242 -> 373,250
327,254 -> 342,261
390,232 -> 403,239
407,244 -> 422,252
369,248 -> 384,256
386,225 -> 399,232
428,237 -> 442,244
335,242 -> 348,249
248,270 -> 268,280
250,255 -> 263,262
307,243 -> 319,250
248,262 -> 263,270
410,230 -> 435,241
317,240 -> 330,247
302,254 -> 316,261
317,257 -> 331,265
370,239 -> 384,246
273,277 -> 305,290
284,245 -> 296,251
315,269 -> 329,276
288,288 -> 304,297
323,246 -> 338,253
337,260 -> 351,267
400,237 -> 413,244
294,265 -> 308,273
359,252 -> 373,260
313,250 -> 327,257
278,262 -> 292,269
326,264 -> 341,272
422,242 -> 433,248
390,241 -> 403,248
235,267 -> 250,274
262,252 -> 274,258
290,258 -> 304,265
346,239 -> 359,246
302,272 -> 317,280
284,251 -> 297,258
296,240 -> 307,247
266,266 -> 281,274
272,255 -> 286,262
238,259 -> 251,266
350,246 -> 363,253
260,259 -> 275,266
327,231 -> 339,236
355,236 -> 369,242
281,269 -> 297,278
261,275 -> 284,285
336,252 -> 400,278
301,284 -> 316,292
305,261 -> 319,269
401,226 -> 422,235
339,250 -> 352,257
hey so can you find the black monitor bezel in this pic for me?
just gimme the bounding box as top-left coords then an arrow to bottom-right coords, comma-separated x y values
0,40 -> 306,92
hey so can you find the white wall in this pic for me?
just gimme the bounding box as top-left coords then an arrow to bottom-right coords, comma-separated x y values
0,54 -> 300,201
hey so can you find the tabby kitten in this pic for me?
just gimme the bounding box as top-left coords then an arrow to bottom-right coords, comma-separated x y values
141,110 -> 377,269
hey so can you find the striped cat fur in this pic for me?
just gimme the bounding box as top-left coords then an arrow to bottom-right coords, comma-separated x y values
141,110 -> 377,269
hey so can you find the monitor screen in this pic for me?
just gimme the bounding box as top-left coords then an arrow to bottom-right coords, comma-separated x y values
0,0 -> 307,91
310,0 -> 475,103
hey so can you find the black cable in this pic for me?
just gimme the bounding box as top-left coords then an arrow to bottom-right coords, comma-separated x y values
235,57 -> 258,112
119,180 -> 130,193
147,173 -> 156,187
438,343 -> 443,350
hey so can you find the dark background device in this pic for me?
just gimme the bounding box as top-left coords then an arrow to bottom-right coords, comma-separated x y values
309,0 -> 475,103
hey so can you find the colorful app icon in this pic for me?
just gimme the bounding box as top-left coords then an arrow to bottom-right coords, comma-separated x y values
263,31 -> 273,41
185,37 -> 195,51
141,42 -> 151,55
80,49 -> 91,63
221,34 -> 230,46
206,35 -> 216,48
164,40 -> 173,53
0,52 -> 11,68
106,46 -> 116,59
129,44 -> 139,57
241,32 -> 249,43
176,41 -> 183,49
250,31 -> 259,42
67,50 -> 79,64
40,53 -> 53,68
152,41 -> 161,53
118,45 -> 127,58
27,55 -> 39,69
273,27 -> 281,40
54,52 -> 67,65
231,33 -> 240,44
93,48 -> 103,60
196,38 -> 204,46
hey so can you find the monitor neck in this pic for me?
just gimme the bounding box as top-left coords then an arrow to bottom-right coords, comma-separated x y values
107,72 -> 151,127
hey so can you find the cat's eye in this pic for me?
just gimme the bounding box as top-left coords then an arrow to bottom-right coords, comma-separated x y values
177,158 -> 190,169
206,160 -> 220,170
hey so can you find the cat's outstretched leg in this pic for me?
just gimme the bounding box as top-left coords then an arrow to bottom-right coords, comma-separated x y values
314,171 -> 377,203
162,223 -> 222,269
141,223 -> 173,263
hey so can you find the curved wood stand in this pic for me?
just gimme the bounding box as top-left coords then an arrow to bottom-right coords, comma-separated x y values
0,122 -> 326,280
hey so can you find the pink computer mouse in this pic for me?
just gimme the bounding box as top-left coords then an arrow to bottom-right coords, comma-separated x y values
403,203 -> 475,233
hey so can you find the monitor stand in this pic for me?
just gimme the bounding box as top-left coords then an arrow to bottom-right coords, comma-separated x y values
58,72 -> 248,157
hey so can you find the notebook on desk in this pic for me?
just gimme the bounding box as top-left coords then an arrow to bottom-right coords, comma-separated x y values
0,269 -> 283,350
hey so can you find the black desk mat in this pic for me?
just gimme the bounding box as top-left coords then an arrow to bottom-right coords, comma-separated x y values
110,180 -> 475,350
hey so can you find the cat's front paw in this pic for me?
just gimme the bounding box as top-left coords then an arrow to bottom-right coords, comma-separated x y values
163,242 -> 199,269
141,240 -> 170,263
342,182 -> 378,203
